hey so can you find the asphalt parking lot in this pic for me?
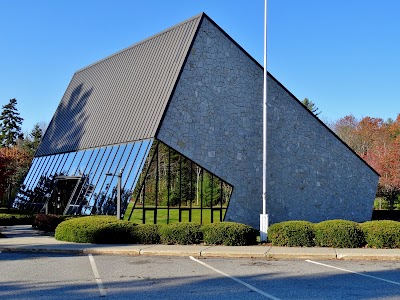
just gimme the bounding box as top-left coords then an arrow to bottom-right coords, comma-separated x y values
0,252 -> 399,300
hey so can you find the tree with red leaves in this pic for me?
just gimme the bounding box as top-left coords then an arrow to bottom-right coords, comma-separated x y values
0,147 -> 32,206
334,114 -> 400,209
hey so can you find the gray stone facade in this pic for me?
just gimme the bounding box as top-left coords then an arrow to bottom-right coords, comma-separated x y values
266,79 -> 379,224
157,17 -> 379,228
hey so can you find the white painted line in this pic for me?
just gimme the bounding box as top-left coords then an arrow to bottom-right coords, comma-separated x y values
189,256 -> 281,300
88,254 -> 107,297
306,260 -> 400,286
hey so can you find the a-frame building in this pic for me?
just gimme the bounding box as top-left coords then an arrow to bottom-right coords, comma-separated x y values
15,13 -> 379,228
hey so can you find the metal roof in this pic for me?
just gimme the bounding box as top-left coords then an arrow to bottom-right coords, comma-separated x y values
36,13 -> 203,157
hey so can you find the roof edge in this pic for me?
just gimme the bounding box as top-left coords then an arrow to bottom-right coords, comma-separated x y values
155,13 -> 205,137
75,12 -> 205,74
267,72 -> 380,177
201,13 -> 263,70
158,12 -> 380,177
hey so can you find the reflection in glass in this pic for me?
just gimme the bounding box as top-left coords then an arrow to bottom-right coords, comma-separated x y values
81,147 -> 108,214
96,144 -> 128,215
121,140 -> 152,213
58,152 -> 75,175
90,145 -> 119,214
82,147 -> 112,214
13,138 -> 232,225
26,156 -> 51,192
126,141 -> 233,224
67,150 -> 85,176
16,158 -> 39,202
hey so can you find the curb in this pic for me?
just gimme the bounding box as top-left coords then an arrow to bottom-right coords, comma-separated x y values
1,245 -> 400,260
1,226 -> 399,261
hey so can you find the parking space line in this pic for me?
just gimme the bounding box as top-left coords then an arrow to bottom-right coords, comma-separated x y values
189,256 -> 282,300
88,254 -> 107,297
306,260 -> 400,286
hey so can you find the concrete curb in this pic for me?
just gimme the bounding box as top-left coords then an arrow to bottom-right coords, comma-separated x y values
1,225 -> 400,260
1,244 -> 400,260
336,248 -> 400,261
265,246 -> 337,260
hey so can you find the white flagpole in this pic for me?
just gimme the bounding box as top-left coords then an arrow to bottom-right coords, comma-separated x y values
260,0 -> 269,242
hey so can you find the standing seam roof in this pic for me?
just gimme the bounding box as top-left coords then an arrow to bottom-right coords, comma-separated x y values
36,13 -> 203,157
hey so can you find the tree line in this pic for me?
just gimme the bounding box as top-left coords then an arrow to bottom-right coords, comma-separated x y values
0,98 -> 44,208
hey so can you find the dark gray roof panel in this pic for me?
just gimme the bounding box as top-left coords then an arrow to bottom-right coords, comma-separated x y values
36,14 -> 202,157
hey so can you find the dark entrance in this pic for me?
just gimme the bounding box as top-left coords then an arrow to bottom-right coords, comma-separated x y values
46,176 -> 81,215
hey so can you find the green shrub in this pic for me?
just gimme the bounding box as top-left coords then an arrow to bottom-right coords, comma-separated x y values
268,221 -> 315,247
361,220 -> 400,249
315,220 -> 365,248
33,214 -> 71,232
159,223 -> 202,245
55,216 -> 137,243
0,213 -> 35,226
133,224 -> 162,244
202,222 -> 257,246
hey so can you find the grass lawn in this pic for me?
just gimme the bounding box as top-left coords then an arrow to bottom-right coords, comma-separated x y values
123,203 -> 227,224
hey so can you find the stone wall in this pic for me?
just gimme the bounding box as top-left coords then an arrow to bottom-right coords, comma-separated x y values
157,16 -> 379,227
157,17 -> 264,227
266,78 -> 379,223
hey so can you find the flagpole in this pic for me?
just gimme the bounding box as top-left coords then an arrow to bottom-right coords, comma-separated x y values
260,0 -> 269,242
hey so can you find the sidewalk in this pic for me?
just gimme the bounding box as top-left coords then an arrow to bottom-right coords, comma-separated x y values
1,225 -> 399,260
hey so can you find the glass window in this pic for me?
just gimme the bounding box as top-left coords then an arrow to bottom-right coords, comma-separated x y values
14,139 -> 230,221
67,150 -> 85,176
123,140 -> 152,217
81,147 -> 109,214
25,156 -> 51,193
95,144 -> 129,215
60,152 -> 77,175
85,146 -> 116,214
69,148 -> 102,214
16,157 -> 39,197
126,140 -> 233,225
91,145 -> 121,214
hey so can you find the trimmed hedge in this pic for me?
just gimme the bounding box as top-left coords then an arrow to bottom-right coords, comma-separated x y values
361,220 -> 400,249
133,224 -> 162,244
55,219 -> 257,245
0,213 -> 35,226
55,216 -> 137,243
268,221 -> 315,247
202,222 -> 257,246
314,220 -> 365,248
33,214 -> 71,232
159,223 -> 202,245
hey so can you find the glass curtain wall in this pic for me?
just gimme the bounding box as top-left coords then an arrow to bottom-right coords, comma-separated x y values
126,141 -> 233,224
14,139 -> 153,216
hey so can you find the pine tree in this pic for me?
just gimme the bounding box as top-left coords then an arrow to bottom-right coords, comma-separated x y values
23,123 -> 44,155
0,98 -> 24,147
302,98 -> 321,116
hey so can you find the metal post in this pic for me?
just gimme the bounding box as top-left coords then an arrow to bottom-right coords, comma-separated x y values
260,0 -> 269,242
7,181 -> 12,213
117,170 -> 122,220
106,169 -> 123,220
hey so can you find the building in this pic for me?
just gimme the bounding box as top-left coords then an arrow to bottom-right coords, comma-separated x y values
14,13 -> 379,228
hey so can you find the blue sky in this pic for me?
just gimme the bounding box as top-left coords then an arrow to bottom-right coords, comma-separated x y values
1,0 -> 399,133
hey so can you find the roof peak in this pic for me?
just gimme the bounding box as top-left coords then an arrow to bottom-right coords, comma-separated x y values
75,12 -> 207,74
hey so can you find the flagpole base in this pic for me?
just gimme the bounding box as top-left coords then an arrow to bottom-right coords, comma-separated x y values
259,214 -> 269,242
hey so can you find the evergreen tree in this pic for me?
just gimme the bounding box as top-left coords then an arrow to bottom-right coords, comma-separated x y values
302,98 -> 321,116
0,98 -> 24,147
23,123 -> 44,155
